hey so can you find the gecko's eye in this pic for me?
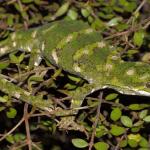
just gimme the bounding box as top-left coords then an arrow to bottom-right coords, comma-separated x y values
146,82 -> 150,88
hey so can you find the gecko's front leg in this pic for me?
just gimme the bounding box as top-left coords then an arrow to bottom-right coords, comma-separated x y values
58,83 -> 94,136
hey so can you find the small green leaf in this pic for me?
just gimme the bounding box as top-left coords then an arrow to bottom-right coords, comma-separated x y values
0,96 -> 8,103
28,75 -> 43,82
0,61 -> 9,70
143,115 -> 150,123
53,2 -> 70,19
139,110 -> 148,119
129,104 -> 150,110
68,75 -> 81,82
6,108 -> 17,118
128,134 -> 141,142
96,125 -> 108,138
139,137 -> 149,148
0,106 -> 6,112
67,9 -> 78,20
72,138 -> 88,148
91,19 -> 105,30
107,17 -> 122,27
9,53 -> 19,64
119,139 -> 128,147
14,133 -> 26,142
133,120 -> 144,127
18,53 -> 25,63
110,125 -> 125,136
110,107 -> 122,121
6,135 -> 15,144
94,142 -> 109,150
128,139 -> 138,148
131,127 -> 141,133
133,30 -> 145,47
81,8 -> 90,18
105,93 -> 118,101
121,116 -> 133,128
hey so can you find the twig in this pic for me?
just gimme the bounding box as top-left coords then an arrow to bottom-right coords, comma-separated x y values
127,0 -> 147,24
134,0 -> 147,15
86,97 -> 129,110
24,103 -> 32,150
8,140 -> 27,150
88,92 -> 103,150
32,142 -> 43,150
114,129 -> 129,150
0,117 -> 24,142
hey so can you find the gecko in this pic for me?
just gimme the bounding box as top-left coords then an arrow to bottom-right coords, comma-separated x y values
0,20 -> 150,130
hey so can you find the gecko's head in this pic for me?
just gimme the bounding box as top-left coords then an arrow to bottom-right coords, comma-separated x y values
127,63 -> 150,97
110,61 -> 150,97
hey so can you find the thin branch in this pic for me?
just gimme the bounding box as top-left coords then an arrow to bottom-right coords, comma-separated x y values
24,103 -> 32,150
88,92 -> 103,150
0,117 -> 24,142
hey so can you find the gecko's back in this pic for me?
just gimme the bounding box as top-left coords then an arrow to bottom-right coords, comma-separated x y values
0,20 -> 150,97
42,21 -> 150,97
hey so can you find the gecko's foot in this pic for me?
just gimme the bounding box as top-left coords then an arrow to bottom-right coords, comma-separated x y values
58,117 -> 89,138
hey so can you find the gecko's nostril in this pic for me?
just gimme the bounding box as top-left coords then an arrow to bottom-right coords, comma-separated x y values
146,82 -> 150,88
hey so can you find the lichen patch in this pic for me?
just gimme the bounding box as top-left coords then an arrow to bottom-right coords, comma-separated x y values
14,92 -> 20,99
73,63 -> 82,72
13,41 -> 16,47
65,35 -> 73,43
105,64 -> 113,71
126,68 -> 135,76
11,33 -> 16,40
0,46 -> 9,54
97,42 -> 106,48
84,28 -> 94,34
31,30 -> 37,38
140,74 -> 149,80
41,42 -> 45,51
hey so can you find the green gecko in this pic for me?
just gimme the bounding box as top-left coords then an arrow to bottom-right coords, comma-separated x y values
0,20 -> 150,129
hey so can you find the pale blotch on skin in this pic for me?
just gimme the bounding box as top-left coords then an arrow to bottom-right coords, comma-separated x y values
27,46 -> 31,52
31,30 -> 37,38
111,55 -> 120,60
97,42 -> 106,48
11,33 -> 16,40
88,78 -> 94,84
85,28 -> 94,34
65,35 -> 73,43
14,92 -> 20,99
52,50 -> 59,64
105,64 -> 113,71
84,49 -> 89,55
24,91 -> 31,96
73,63 -> 82,72
126,68 -> 135,76
13,41 -> 16,47
41,42 -> 45,51
0,46 -> 9,54
140,74 -> 149,80
135,62 -> 143,66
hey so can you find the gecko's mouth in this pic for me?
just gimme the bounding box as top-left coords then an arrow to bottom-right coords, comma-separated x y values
133,89 -> 150,97
99,85 -> 150,97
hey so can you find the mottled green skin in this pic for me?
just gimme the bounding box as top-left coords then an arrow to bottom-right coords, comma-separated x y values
0,20 -> 150,110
